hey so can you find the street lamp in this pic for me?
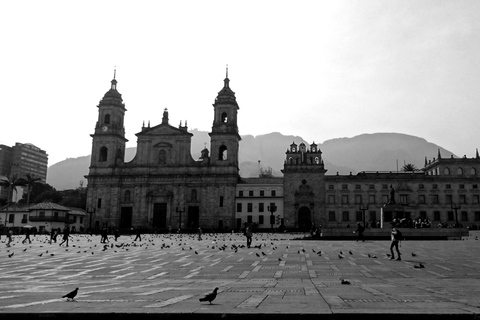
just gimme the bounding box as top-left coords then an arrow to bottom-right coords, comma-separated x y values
359,204 -> 369,227
451,204 -> 461,228
176,205 -> 184,231
267,204 -> 277,230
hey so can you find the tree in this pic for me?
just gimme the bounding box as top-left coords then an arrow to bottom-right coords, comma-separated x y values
0,174 -> 27,204
23,173 -> 43,204
402,163 -> 418,172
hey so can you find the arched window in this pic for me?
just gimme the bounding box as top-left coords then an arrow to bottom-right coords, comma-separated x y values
221,112 -> 228,123
104,114 -> 110,124
444,168 -> 450,175
314,157 -> 320,164
99,146 -> 108,162
288,157 -> 293,164
124,190 -> 131,202
219,145 -> 227,160
159,150 -> 167,164
457,168 -> 464,175
470,168 -> 477,175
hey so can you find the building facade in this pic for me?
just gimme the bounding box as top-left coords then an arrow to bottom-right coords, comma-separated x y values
0,143 -> 48,201
85,72 -> 480,232
85,72 -> 241,231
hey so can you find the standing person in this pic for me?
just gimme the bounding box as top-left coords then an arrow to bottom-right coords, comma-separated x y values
22,228 -> 32,244
197,227 -> 202,241
245,225 -> 253,248
59,225 -> 70,247
6,228 -> 13,247
389,224 -> 403,261
49,228 -> 56,244
114,229 -> 120,241
134,226 -> 142,241
353,222 -> 365,242
100,227 -> 109,243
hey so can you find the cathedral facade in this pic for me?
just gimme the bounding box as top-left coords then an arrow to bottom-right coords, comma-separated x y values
85,73 -> 240,231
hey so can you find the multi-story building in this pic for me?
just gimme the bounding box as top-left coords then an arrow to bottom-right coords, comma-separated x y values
0,143 -> 48,201
235,173 -> 283,231
84,71 -> 480,233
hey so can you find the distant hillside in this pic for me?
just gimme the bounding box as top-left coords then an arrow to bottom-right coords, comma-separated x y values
46,131 -> 455,190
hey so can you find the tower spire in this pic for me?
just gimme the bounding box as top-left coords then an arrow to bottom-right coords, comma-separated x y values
114,66 -> 116,80
226,64 -> 228,78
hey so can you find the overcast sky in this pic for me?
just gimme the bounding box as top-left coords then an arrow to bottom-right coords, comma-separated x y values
2,0 -> 480,165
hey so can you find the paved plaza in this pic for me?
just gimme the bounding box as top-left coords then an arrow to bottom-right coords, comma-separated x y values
0,230 -> 479,319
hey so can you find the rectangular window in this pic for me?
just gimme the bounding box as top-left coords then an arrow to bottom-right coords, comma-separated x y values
8,214 -> 14,223
400,194 -> 409,204
22,214 -> 27,223
382,184 -> 388,189
328,211 -> 336,221
419,184 -> 424,189
329,185 -> 334,190
39,211 -> 45,218
369,211 -> 376,221
328,195 -> 335,204
446,195 -> 453,204
259,203 -> 264,212
219,196 -> 224,207
461,211 -> 468,221
418,195 -> 425,204
433,184 -> 438,189
382,195 -> 389,204
356,211 -> 363,221
247,215 -> 252,223
342,195 -> 349,204
248,190 -> 254,197
447,211 -> 454,221
475,211 -> 480,221
236,203 -> 242,212
460,184 -> 465,189
432,195 -> 439,204
368,195 -> 375,204
259,215 -> 264,224
239,190 -> 244,197
460,195 -> 466,204
271,190 -> 276,196
342,211 -> 349,221
434,211 -> 440,221
72,216 -> 77,223
474,195 -> 480,204
355,184 -> 361,190
420,211 -> 427,220
369,184 -> 375,190
80,217 -> 84,224
97,198 -> 102,209
247,203 -> 253,212
474,185 -> 478,189
260,190 -> 265,197
446,184 -> 451,189
342,184 -> 348,190
355,195 -> 362,204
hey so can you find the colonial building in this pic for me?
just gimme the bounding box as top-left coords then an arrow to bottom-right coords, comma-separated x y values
85,71 -> 241,231
85,71 -> 480,233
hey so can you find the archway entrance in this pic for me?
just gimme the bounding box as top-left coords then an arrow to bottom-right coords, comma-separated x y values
298,206 -> 312,230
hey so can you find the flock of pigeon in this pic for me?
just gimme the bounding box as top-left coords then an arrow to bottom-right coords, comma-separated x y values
1,231 -> 436,304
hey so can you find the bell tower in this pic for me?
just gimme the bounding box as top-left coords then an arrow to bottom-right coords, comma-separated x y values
209,67 -> 241,167
90,70 -> 128,168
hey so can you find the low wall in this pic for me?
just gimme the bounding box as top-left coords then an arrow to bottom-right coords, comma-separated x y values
311,227 -> 469,240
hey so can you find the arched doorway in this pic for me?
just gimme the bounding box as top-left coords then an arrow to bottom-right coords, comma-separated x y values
298,206 -> 312,230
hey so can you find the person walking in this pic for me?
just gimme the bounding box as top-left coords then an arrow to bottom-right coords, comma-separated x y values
134,226 -> 142,241
114,229 -> 120,241
389,223 -> 403,261
353,222 -> 365,242
197,227 -> 202,241
245,225 -> 253,248
6,228 -> 13,247
59,225 -> 70,247
22,227 -> 32,244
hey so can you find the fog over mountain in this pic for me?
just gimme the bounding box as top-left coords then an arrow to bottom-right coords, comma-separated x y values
46,130 -> 455,190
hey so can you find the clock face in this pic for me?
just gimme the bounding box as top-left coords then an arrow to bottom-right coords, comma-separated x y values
102,126 -> 108,132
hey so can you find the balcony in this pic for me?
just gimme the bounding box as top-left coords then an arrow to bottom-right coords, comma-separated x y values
29,214 -> 69,223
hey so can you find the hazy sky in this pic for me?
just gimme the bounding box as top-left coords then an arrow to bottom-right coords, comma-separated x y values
2,0 -> 480,165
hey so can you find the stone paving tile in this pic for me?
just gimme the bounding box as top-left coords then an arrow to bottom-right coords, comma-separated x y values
0,231 -> 480,318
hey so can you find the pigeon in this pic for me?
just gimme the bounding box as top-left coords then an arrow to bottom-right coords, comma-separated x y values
411,252 -> 417,257
256,253 -> 260,257
340,279 -> 351,285
349,251 -> 353,255
62,288 -> 79,301
338,253 -> 343,259
8,252 -> 14,258
199,287 -> 218,304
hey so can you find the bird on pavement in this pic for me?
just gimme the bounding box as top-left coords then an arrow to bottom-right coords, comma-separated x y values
62,288 -> 79,301
411,252 -> 417,257
338,253 -> 343,259
199,287 -> 218,304
340,278 -> 351,285
8,252 -> 14,258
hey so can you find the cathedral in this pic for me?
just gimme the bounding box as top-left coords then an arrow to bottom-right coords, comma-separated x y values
85,71 -> 240,231
86,71 -> 480,232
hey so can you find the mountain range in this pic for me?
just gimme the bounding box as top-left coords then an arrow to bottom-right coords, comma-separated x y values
46,130 -> 455,190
